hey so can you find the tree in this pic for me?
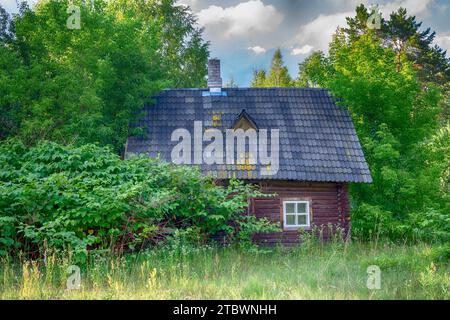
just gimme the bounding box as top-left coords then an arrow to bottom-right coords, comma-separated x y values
109,0 -> 209,88
308,27 -> 446,240
344,5 -> 449,85
344,4 -> 384,42
265,49 -> 293,87
0,0 -> 209,153
296,51 -> 326,88
250,69 -> 267,87
384,8 -> 449,85
0,0 -> 165,152
250,49 -> 292,87
294,4 -> 449,240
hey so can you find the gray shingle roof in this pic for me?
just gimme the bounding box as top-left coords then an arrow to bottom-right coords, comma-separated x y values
126,88 -> 372,183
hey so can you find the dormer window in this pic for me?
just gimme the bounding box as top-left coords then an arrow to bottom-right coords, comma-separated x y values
232,109 -> 258,131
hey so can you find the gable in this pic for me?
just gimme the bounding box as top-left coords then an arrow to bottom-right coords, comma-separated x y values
232,109 -> 258,131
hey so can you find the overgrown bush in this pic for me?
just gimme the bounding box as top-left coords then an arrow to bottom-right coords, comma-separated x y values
352,203 -> 449,243
0,139 -> 276,257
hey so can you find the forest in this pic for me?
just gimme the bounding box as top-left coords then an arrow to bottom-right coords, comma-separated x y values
0,0 -> 448,300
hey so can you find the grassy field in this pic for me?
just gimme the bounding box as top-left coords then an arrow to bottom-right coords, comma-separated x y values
0,241 -> 448,300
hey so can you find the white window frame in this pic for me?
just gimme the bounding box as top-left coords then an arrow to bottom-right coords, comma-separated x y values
283,200 -> 310,229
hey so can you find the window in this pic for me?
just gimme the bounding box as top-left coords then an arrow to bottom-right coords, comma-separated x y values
283,201 -> 310,228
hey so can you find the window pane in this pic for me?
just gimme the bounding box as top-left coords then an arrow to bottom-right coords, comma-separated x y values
297,215 -> 307,225
297,202 -> 307,213
285,215 -> 295,225
285,203 -> 295,214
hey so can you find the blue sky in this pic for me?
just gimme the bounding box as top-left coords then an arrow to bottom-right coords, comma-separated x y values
2,0 -> 450,86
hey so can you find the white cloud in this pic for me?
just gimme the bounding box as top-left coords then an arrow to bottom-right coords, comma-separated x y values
291,44 -> 314,56
325,0 -> 434,17
435,32 -> 450,53
247,46 -> 267,55
290,0 -> 435,54
1,0 -> 22,12
196,0 -> 283,38
381,0 -> 434,17
291,12 -> 350,52
176,0 -> 198,5
176,0 -> 200,11
2,0 -> 38,13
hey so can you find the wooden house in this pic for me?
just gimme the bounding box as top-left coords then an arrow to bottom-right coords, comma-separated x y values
126,59 -> 372,245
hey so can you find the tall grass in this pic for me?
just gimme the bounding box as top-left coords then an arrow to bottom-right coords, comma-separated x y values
0,242 -> 448,300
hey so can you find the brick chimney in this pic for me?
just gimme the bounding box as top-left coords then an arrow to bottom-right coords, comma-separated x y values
207,58 -> 222,92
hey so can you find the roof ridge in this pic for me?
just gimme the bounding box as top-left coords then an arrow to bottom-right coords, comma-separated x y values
162,87 -> 330,91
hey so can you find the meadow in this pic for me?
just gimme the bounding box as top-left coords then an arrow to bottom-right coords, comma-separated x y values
1,241 -> 448,300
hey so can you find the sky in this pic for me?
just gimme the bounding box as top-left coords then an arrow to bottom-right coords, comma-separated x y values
2,0 -> 450,86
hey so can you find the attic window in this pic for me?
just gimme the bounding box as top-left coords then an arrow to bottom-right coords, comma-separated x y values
232,109 -> 258,131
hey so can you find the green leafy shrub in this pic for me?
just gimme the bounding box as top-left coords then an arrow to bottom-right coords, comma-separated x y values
408,209 -> 450,242
0,139 -> 274,257
351,202 -> 449,243
235,215 -> 280,250
429,245 -> 450,264
351,203 -> 397,240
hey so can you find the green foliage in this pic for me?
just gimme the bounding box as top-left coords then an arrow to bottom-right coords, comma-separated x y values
234,215 -> 280,250
251,49 -> 293,87
265,49 -> 293,87
296,7 -> 449,243
0,140 -> 274,257
344,5 -> 449,85
327,33 -> 446,242
296,51 -> 326,88
0,0 -> 209,152
351,203 -> 397,240
108,0 -> 209,89
250,69 -> 267,87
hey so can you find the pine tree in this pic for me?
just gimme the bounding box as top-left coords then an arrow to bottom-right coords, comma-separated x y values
265,49 -> 292,87
344,5 -> 449,85
384,8 -> 449,84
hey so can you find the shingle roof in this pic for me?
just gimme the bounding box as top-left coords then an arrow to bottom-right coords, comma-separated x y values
126,88 -> 372,183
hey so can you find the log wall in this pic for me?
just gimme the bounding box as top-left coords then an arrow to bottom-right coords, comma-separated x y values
250,181 -> 350,246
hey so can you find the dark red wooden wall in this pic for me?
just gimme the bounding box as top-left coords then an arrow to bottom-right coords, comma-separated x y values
249,181 -> 350,246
